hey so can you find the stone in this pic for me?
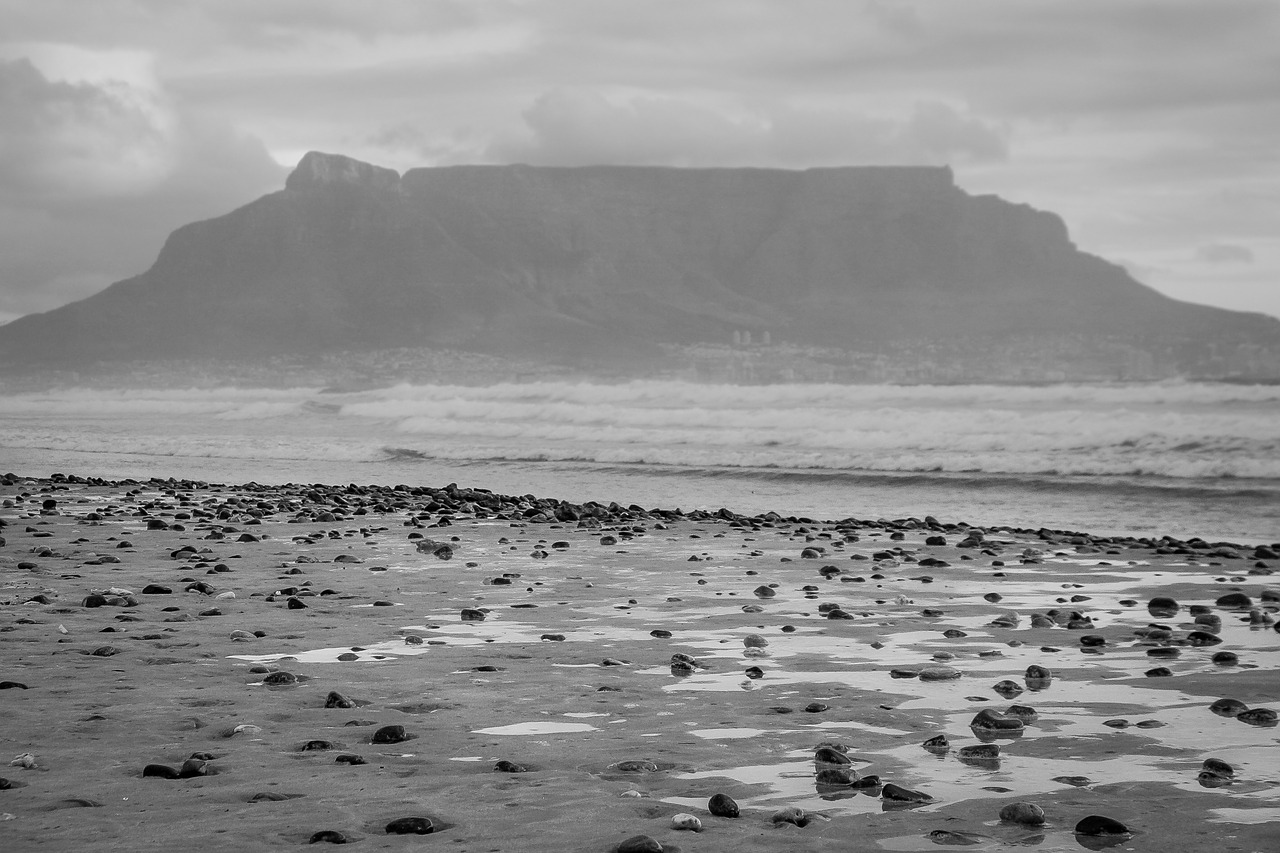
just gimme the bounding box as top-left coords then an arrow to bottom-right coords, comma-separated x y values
308,830 -> 349,844
1209,698 -> 1249,717
970,708 -> 1024,733
324,691 -> 357,709
1074,815 -> 1130,836
494,760 -> 528,772
771,806 -> 809,826
385,817 -> 434,835
958,744 -> 1000,759
670,813 -> 701,832
918,665 -> 961,681
616,835 -> 663,853
371,724 -> 412,744
142,764 -> 181,779
1236,707 -> 1278,726
999,802 -> 1046,825
881,782 -> 931,802
992,680 -> 1023,698
708,793 -> 740,817
922,734 -> 949,753
814,746 -> 851,765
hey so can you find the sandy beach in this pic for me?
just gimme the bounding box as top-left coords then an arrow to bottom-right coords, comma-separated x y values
2,474 -> 1278,852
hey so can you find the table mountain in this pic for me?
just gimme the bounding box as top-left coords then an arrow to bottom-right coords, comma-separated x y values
3,151 -> 1277,374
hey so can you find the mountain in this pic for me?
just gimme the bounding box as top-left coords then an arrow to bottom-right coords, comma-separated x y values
3,151 -> 1278,378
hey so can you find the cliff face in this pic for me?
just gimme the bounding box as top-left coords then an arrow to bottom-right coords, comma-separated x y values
3,151 -> 1277,370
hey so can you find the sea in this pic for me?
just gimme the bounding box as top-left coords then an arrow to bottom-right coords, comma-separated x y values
1,379 -> 1277,545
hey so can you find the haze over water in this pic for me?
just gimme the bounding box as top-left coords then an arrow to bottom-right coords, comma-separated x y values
3,379 -> 1276,545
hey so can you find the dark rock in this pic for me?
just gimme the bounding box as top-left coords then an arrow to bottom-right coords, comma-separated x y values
308,830 -> 349,844
970,708 -> 1024,733
1209,698 -> 1249,717
770,806 -> 809,827
262,671 -> 298,686
999,802 -> 1046,825
992,680 -> 1023,698
881,782 -> 931,802
385,817 -> 434,835
922,734 -> 949,753
334,754 -> 366,765
1237,708 -> 1278,726
142,764 -> 181,779
708,792 -> 740,817
615,835 -> 663,853
371,724 -> 412,744
1074,815 -> 1131,836
324,691 -> 357,709
494,760 -> 528,772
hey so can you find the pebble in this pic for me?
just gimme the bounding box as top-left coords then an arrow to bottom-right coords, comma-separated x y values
1236,708 -> 1278,726
616,835 -> 663,853
918,665 -> 962,681
999,802 -> 1046,825
881,782 -> 931,802
1209,698 -> 1249,717
670,813 -> 701,831
385,817 -> 434,835
969,708 -> 1024,733
324,691 -> 357,709
494,760 -> 528,772
771,806 -> 809,826
371,724 -> 412,744
1074,815 -> 1131,836
922,734 -> 949,753
708,792 -> 740,817
308,830 -> 348,844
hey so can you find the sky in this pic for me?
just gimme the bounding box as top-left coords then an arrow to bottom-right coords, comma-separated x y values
1,0 -> 1277,325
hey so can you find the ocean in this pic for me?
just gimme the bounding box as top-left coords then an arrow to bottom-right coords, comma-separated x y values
2,379 -> 1277,545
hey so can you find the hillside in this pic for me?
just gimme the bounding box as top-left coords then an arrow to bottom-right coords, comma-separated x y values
2,151 -> 1277,379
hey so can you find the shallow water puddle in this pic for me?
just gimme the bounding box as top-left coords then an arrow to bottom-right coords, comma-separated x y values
688,727 -> 779,739
1209,806 -> 1280,824
471,721 -> 598,735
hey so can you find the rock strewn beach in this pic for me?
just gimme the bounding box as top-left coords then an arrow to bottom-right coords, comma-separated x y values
2,474 -> 1278,851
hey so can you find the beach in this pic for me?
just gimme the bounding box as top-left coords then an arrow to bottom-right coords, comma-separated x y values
2,474 -> 1278,851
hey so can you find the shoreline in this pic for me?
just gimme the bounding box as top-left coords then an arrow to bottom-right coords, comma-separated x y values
3,474 -> 1278,850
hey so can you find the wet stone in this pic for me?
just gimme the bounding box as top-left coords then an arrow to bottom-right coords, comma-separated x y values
771,806 -> 809,827
670,813 -> 702,832
385,817 -> 434,835
1236,708 -> 1278,726
371,724 -> 412,744
308,830 -> 348,844
616,835 -> 663,853
999,802 -> 1046,825
881,782 -> 932,803
494,760 -> 528,772
1209,698 -> 1249,717
708,793 -> 740,817
1074,815 -> 1131,837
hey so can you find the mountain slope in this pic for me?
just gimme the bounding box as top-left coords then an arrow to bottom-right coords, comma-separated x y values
2,151 -> 1277,372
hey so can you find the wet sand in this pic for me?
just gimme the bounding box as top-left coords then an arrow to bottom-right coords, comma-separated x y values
2,474 -> 1278,851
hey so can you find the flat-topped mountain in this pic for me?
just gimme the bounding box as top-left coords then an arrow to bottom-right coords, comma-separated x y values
3,151 -> 1278,377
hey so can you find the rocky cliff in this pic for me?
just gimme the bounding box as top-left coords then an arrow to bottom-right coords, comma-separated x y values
3,151 -> 1277,373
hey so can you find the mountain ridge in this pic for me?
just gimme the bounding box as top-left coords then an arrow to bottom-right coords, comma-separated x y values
3,150 -> 1277,378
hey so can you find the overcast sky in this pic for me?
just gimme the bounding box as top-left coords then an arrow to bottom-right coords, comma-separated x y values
2,0 -> 1277,324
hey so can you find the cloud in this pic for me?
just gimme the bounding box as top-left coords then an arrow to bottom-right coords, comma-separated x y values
489,89 -> 1007,168
0,53 -> 285,319
1196,243 -> 1255,264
